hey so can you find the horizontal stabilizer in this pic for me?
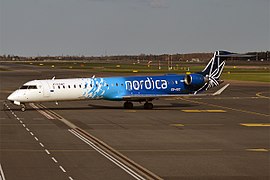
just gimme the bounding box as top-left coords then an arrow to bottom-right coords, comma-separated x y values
213,84 -> 230,96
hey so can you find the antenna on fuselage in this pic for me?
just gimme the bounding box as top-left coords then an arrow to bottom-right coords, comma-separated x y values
52,76 -> 55,80
91,75 -> 95,79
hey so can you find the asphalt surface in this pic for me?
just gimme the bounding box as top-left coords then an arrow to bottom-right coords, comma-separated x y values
0,63 -> 269,180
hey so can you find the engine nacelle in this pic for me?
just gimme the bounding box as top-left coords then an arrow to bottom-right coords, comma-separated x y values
184,73 -> 208,87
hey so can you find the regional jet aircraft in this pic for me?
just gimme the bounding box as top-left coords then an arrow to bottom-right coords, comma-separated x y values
8,51 -> 236,111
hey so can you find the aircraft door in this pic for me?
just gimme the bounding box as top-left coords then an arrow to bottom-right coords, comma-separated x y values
41,81 -> 51,97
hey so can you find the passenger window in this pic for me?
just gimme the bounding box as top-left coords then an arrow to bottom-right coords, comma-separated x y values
58,86 -> 60,89
90,84 -> 92,87
121,84 -> 123,86
116,83 -> 118,86
63,86 -> 65,89
79,85 -> 81,88
68,85 -> 70,88
74,85 -> 76,88
85,84 -> 87,88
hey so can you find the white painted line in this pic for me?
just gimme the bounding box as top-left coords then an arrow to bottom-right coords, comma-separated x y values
45,149 -> 50,155
26,128 -> 30,132
16,117 -> 20,120
59,166 -> 66,173
51,157 -> 58,163
22,124 -> 26,127
34,137 -> 39,141
39,143 -> 44,147
19,120 -> 23,123
69,129 -> 144,180
69,177 -> 74,180
30,132 -> 34,136
0,163 -> 6,180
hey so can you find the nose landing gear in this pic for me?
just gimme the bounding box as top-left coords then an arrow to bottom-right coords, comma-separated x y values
21,104 -> 26,112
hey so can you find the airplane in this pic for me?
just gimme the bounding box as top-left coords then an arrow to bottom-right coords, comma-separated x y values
7,50 -> 237,112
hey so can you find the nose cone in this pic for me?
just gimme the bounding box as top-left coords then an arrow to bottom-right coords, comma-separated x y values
7,91 -> 17,101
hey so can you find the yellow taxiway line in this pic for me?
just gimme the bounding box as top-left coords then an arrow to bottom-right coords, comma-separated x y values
240,123 -> 270,127
182,109 -> 226,113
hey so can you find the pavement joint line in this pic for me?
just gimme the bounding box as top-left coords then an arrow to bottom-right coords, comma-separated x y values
4,102 -> 74,180
68,177 -> 74,180
180,98 -> 270,117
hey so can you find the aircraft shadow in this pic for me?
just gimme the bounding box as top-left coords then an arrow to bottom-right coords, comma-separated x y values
2,102 -> 198,112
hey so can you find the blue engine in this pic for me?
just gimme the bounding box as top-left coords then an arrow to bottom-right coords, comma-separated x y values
184,73 -> 208,87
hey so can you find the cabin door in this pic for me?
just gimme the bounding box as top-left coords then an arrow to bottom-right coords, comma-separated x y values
42,81 -> 51,97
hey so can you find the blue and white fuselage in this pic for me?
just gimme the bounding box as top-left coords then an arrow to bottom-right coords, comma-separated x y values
7,51 -> 235,111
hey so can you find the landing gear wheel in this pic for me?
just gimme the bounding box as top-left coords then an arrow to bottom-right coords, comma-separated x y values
144,102 -> 153,110
21,104 -> 26,112
124,102 -> 133,109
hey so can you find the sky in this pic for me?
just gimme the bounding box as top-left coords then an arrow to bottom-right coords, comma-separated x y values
0,0 -> 269,56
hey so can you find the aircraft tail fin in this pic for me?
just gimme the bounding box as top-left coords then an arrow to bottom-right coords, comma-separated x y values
197,51 -> 235,90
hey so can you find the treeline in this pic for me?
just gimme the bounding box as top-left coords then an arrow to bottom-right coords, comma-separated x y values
0,51 -> 269,63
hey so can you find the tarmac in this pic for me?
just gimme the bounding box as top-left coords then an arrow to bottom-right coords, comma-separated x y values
0,62 -> 269,180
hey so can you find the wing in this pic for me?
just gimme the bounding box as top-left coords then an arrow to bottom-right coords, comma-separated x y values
122,84 -> 230,101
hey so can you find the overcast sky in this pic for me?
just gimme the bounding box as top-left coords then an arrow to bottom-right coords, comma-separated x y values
0,0 -> 269,56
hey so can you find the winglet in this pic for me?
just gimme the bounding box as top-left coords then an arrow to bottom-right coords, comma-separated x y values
213,84 -> 230,96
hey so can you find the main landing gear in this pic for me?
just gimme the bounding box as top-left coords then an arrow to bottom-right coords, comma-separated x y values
123,101 -> 154,110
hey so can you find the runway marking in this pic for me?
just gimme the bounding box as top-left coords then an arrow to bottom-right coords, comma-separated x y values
125,110 -> 137,113
52,157 -> 58,163
181,98 -> 270,117
3,102 -> 74,180
246,148 -> 269,152
45,149 -> 51,155
256,92 -> 270,99
59,166 -> 66,173
240,123 -> 270,127
0,163 -> 6,180
170,124 -> 184,127
70,129 -> 147,180
32,103 -> 163,180
182,109 -> 226,113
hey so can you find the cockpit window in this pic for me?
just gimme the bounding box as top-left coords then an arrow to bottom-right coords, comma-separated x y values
20,85 -> 37,89
20,86 -> 28,89
28,85 -> 37,89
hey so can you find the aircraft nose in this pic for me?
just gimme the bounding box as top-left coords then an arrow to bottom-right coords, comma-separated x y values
7,91 -> 17,101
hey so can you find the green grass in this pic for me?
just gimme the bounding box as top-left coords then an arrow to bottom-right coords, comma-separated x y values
221,73 -> 270,82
